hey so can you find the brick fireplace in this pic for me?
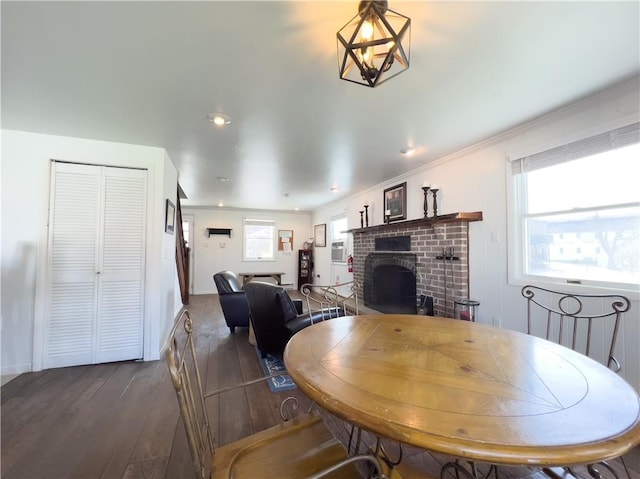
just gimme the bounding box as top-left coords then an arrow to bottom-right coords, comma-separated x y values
351,212 -> 482,317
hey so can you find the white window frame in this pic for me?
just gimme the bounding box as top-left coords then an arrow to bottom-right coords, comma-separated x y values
330,214 -> 348,264
243,218 -> 276,262
507,122 -> 640,296
182,214 -> 195,294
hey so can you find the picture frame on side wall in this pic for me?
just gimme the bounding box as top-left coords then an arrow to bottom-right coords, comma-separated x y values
165,199 -> 175,234
383,182 -> 407,222
314,223 -> 326,247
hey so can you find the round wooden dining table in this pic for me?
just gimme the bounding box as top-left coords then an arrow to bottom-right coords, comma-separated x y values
283,315 -> 640,467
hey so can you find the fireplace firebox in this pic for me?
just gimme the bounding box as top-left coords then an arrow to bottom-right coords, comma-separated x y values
364,253 -> 417,314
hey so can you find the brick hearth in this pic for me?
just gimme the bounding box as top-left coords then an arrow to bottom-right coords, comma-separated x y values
350,212 -> 482,317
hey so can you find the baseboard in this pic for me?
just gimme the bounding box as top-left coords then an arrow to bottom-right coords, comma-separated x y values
192,289 -> 217,295
2,362 -> 32,377
1,374 -> 20,386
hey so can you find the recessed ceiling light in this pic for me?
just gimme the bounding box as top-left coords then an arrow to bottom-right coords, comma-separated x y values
217,202 -> 224,207
401,147 -> 419,156
207,113 -> 231,127
217,176 -> 230,182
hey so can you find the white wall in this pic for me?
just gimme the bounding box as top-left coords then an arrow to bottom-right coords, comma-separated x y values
305,207 -> 352,288
161,151 -> 180,351
1,130 -> 178,374
182,207 -> 311,294
312,76 -> 640,392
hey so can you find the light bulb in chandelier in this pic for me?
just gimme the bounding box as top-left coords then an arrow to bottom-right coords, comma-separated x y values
361,19 -> 374,40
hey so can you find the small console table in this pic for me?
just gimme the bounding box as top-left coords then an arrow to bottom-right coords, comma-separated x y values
239,272 -> 285,286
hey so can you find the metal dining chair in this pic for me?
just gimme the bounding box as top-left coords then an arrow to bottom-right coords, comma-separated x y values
299,281 -> 360,318
521,284 -> 632,479
165,309 -> 383,479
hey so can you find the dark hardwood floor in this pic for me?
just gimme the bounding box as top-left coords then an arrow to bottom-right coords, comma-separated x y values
2,294 -> 638,479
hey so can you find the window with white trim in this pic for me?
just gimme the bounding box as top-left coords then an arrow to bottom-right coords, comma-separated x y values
243,218 -> 275,261
508,123 -> 639,291
330,215 -> 348,263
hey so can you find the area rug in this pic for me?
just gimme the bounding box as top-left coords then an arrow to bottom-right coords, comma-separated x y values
256,349 -> 297,392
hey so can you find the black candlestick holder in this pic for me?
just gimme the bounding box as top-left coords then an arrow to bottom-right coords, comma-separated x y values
364,204 -> 369,227
422,186 -> 430,218
359,210 -> 364,229
431,188 -> 439,217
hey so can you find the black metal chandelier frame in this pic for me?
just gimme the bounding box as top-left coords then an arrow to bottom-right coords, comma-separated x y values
337,1 -> 411,88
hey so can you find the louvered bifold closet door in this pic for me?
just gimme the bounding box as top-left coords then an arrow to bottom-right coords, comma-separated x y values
97,167 -> 146,363
45,163 -> 101,368
45,162 -> 147,369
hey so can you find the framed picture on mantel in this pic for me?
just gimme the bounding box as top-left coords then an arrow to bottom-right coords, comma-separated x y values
383,182 -> 407,222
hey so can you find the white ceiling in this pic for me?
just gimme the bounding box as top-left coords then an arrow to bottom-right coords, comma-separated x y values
2,1 -> 639,211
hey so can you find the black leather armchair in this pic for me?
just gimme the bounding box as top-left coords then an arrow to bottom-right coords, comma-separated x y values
244,281 -> 344,357
213,271 -> 250,333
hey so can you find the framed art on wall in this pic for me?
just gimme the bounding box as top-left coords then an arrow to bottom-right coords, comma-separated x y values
383,182 -> 407,222
165,199 -> 175,234
314,223 -> 326,247
278,229 -> 293,253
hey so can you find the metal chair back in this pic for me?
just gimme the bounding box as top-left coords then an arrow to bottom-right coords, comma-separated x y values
521,285 -> 630,371
166,310 -> 213,479
300,281 -> 360,320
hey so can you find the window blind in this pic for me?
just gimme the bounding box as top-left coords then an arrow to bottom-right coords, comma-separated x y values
511,122 -> 640,175
245,219 -> 275,227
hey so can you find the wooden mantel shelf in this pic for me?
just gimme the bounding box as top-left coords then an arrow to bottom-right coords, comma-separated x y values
347,211 -> 483,234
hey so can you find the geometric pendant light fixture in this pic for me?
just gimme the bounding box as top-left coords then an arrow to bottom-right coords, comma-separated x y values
337,1 -> 411,87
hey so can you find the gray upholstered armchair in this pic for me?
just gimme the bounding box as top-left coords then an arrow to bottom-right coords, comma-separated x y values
213,271 -> 250,333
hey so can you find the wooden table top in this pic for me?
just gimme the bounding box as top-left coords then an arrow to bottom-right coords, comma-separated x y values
283,315 -> 640,467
